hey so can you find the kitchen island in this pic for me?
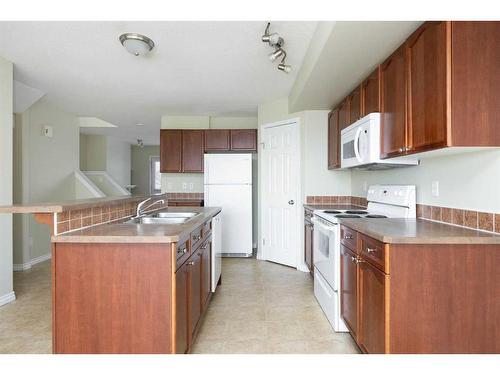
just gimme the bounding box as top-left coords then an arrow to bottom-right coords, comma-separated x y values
50,206 -> 221,354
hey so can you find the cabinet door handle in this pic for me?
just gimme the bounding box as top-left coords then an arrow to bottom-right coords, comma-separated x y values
177,248 -> 187,255
366,247 -> 377,254
193,234 -> 201,241
201,243 -> 209,250
350,256 -> 357,263
187,261 -> 195,266
344,234 -> 353,239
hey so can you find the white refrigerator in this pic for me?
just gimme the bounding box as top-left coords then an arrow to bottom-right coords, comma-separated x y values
204,154 -> 253,257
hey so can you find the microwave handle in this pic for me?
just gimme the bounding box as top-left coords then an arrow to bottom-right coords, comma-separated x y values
353,127 -> 363,163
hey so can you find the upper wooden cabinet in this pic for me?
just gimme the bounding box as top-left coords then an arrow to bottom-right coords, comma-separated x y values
230,129 -> 257,151
406,21 -> 449,153
361,67 -> 380,116
327,109 -> 341,170
160,130 -> 183,173
204,129 -> 230,151
380,45 -> 407,158
338,98 -> 350,131
348,86 -> 362,124
182,130 -> 204,173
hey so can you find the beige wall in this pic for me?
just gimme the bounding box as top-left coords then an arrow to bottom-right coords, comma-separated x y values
131,145 -> 160,196
0,56 -> 14,303
80,134 -> 106,171
13,97 -> 79,266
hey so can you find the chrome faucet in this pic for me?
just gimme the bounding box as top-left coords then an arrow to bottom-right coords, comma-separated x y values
136,197 -> 166,218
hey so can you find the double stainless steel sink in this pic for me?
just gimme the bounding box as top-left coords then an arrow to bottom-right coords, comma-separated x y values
126,211 -> 200,225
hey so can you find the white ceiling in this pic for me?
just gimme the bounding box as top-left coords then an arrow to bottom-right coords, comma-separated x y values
0,21 -> 317,144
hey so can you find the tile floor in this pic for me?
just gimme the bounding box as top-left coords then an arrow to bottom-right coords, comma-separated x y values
0,258 -> 360,354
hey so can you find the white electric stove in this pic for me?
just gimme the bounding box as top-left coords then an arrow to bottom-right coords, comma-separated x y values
311,185 -> 416,332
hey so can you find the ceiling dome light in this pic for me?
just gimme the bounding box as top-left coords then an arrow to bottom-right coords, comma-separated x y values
119,33 -> 155,56
269,48 -> 285,62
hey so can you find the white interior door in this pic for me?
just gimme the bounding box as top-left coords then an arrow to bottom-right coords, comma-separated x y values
261,121 -> 300,267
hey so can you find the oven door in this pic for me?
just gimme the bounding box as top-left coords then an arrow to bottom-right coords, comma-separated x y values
311,217 -> 339,291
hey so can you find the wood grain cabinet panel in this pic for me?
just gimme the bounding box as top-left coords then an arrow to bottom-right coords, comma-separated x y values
451,21 -> 500,146
327,109 -> 341,169
362,67 -> 380,115
406,21 -> 449,153
182,130 -> 204,173
338,99 -> 351,131
349,86 -> 362,124
189,248 -> 202,338
380,45 -> 407,158
160,130 -> 182,173
201,237 -> 212,310
230,129 -> 257,151
204,129 -> 230,151
340,245 -> 358,338
358,260 -> 387,354
175,262 -> 189,354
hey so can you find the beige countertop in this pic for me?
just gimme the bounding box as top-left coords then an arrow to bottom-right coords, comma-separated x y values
339,218 -> 500,244
51,206 -> 221,244
304,204 -> 366,211
0,194 -> 163,214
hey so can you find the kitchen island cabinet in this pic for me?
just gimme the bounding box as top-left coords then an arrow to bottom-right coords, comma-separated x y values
51,207 -> 220,354
339,220 -> 500,353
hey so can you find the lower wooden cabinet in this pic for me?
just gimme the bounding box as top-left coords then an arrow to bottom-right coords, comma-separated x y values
189,247 -> 202,337
340,245 -> 358,337
175,261 -> 189,354
201,237 -> 212,309
358,259 -> 387,354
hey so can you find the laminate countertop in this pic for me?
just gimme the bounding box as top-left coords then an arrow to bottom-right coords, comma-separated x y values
339,218 -> 500,245
51,207 -> 221,244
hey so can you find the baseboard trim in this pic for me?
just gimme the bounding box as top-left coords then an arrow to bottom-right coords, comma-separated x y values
0,291 -> 16,307
13,253 -> 51,272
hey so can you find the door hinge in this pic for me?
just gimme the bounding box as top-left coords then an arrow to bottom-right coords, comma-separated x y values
262,238 -> 266,246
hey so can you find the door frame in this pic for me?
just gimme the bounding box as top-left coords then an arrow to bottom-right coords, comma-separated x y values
149,156 -> 161,195
258,118 -> 307,272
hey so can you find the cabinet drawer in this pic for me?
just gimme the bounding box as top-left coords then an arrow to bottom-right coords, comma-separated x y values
359,234 -> 386,272
202,220 -> 212,237
191,226 -> 203,249
175,238 -> 191,268
340,225 -> 358,252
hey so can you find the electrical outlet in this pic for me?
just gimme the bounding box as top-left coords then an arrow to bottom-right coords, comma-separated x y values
432,181 -> 439,197
43,125 -> 53,138
182,182 -> 187,190
189,182 -> 194,190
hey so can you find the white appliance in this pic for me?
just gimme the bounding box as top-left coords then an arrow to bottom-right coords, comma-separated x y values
341,113 -> 419,170
312,185 -> 416,332
204,154 -> 253,257
211,212 -> 222,292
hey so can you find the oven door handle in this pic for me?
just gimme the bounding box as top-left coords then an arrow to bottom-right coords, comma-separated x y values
311,217 -> 338,232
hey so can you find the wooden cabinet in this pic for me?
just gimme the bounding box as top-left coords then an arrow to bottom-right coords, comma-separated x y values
201,237 -> 212,309
348,86 -> 362,124
230,129 -> 257,151
327,109 -> 341,170
175,261 -> 189,354
338,98 -> 350,131
340,245 -> 358,337
189,248 -> 202,337
160,130 -> 182,173
380,45 -> 407,158
358,259 -> 386,354
205,129 -> 230,151
361,67 -> 380,115
182,130 -> 204,173
406,21 -> 449,153
304,209 -> 314,275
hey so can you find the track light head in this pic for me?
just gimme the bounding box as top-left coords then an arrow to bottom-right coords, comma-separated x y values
269,48 -> 285,62
278,63 -> 292,73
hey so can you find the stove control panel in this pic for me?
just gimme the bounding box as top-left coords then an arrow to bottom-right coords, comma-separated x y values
367,185 -> 416,207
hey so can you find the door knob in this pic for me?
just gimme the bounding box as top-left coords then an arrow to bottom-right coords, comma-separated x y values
288,200 -> 295,205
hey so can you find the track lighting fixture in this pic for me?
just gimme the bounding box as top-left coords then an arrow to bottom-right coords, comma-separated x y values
261,22 -> 292,73
137,139 -> 144,148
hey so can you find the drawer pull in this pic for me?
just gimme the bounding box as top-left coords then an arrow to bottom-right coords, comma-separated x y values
187,261 -> 195,266
344,234 -> 353,239
351,255 -> 364,264
366,247 -> 377,254
350,256 -> 357,263
193,234 -> 201,241
201,243 -> 209,250
177,248 -> 187,255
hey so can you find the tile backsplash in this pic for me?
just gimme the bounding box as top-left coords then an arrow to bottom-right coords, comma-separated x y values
306,196 -> 368,207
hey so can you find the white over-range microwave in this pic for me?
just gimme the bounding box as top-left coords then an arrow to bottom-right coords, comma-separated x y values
340,113 -> 419,170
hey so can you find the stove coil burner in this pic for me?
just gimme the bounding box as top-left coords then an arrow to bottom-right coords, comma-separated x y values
344,210 -> 368,214
365,214 -> 388,218
323,210 -> 342,214
335,214 -> 362,218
